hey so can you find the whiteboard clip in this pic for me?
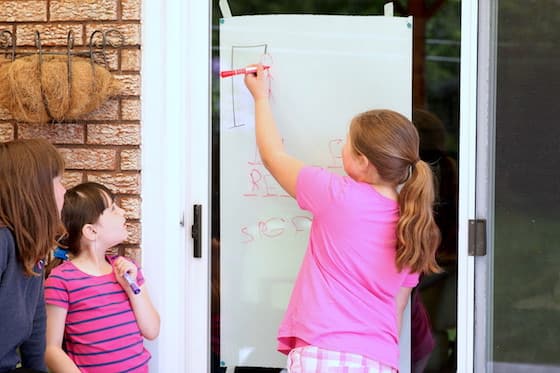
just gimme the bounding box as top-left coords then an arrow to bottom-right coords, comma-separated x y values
384,2 -> 394,17
219,0 -> 233,18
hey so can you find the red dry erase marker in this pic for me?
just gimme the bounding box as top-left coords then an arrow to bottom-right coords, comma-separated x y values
220,65 -> 270,78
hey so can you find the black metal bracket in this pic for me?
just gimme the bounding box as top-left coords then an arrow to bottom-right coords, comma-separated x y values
191,204 -> 202,258
0,29 -> 124,67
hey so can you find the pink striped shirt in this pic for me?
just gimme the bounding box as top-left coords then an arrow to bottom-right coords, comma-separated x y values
45,256 -> 150,372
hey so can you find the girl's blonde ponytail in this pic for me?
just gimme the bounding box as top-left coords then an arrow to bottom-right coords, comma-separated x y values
397,160 -> 441,273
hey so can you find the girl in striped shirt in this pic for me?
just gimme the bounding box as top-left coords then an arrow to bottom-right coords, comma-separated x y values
45,182 -> 160,373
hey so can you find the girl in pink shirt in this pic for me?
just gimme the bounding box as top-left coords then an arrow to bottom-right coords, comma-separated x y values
44,182 -> 160,373
244,65 -> 441,372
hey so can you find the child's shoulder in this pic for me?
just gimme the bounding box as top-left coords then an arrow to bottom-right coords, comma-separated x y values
47,260 -> 75,278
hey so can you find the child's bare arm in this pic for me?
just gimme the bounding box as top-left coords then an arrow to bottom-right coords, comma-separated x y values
127,285 -> 160,340
45,305 -> 81,373
244,64 -> 304,198
113,257 -> 161,340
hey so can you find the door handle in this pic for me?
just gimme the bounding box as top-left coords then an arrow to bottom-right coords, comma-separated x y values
191,204 -> 202,258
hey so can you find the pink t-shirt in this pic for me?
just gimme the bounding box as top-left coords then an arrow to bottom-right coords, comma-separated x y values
45,256 -> 150,372
277,167 -> 419,369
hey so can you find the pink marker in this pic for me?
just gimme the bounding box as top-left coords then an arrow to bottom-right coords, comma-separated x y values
220,65 -> 270,78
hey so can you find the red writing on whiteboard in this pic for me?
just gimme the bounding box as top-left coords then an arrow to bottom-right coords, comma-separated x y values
241,215 -> 312,243
243,168 -> 290,198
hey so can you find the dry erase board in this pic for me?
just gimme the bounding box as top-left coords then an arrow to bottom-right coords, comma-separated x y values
219,14 -> 412,368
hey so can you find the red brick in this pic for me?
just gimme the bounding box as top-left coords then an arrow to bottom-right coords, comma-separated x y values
121,98 -> 140,121
87,123 -> 140,145
87,172 -> 140,194
121,0 -> 141,21
18,123 -> 84,144
124,221 -> 140,244
120,148 -> 140,170
0,2 -> 47,22
61,171 -> 84,188
16,24 -> 83,46
121,48 -> 140,72
50,0 -> 118,21
118,195 -> 141,219
114,74 -> 140,96
59,147 -> 117,170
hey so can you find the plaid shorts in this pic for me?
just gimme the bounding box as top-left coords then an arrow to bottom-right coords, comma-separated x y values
287,346 -> 398,373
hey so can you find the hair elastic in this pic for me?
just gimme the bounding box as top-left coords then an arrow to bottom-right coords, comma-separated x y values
53,246 -> 69,260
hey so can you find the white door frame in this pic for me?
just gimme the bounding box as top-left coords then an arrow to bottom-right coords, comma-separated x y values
141,1 -> 211,372
457,0 -> 478,372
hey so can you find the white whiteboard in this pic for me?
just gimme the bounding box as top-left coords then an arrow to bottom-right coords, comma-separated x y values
219,14 -> 412,369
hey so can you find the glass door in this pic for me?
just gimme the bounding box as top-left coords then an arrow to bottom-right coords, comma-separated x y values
475,1 -> 560,372
211,1 -> 461,372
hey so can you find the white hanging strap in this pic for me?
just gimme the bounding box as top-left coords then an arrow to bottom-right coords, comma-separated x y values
384,2 -> 394,17
219,0 -> 233,18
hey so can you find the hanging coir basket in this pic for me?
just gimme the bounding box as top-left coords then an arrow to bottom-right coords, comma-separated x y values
0,29 -> 122,123
0,54 -> 120,123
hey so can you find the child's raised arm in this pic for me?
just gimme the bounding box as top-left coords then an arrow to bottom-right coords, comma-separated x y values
113,257 -> 160,340
244,64 -> 304,198
45,305 -> 81,373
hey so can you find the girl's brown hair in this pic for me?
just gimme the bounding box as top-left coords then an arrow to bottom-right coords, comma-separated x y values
46,182 -> 115,275
0,138 -> 65,276
350,109 -> 441,274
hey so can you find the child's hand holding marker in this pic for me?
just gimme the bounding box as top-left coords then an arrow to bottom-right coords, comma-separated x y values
243,64 -> 270,102
113,256 -> 141,295
123,272 -> 141,294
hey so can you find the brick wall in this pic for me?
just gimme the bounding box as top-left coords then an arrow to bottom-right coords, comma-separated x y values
0,0 -> 143,262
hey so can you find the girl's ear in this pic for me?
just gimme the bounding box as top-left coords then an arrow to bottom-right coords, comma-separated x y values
82,224 -> 97,241
363,156 -> 383,183
357,153 -> 371,171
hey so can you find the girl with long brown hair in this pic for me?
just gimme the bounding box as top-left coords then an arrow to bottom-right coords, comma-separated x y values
0,138 -> 66,373
244,65 -> 440,373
